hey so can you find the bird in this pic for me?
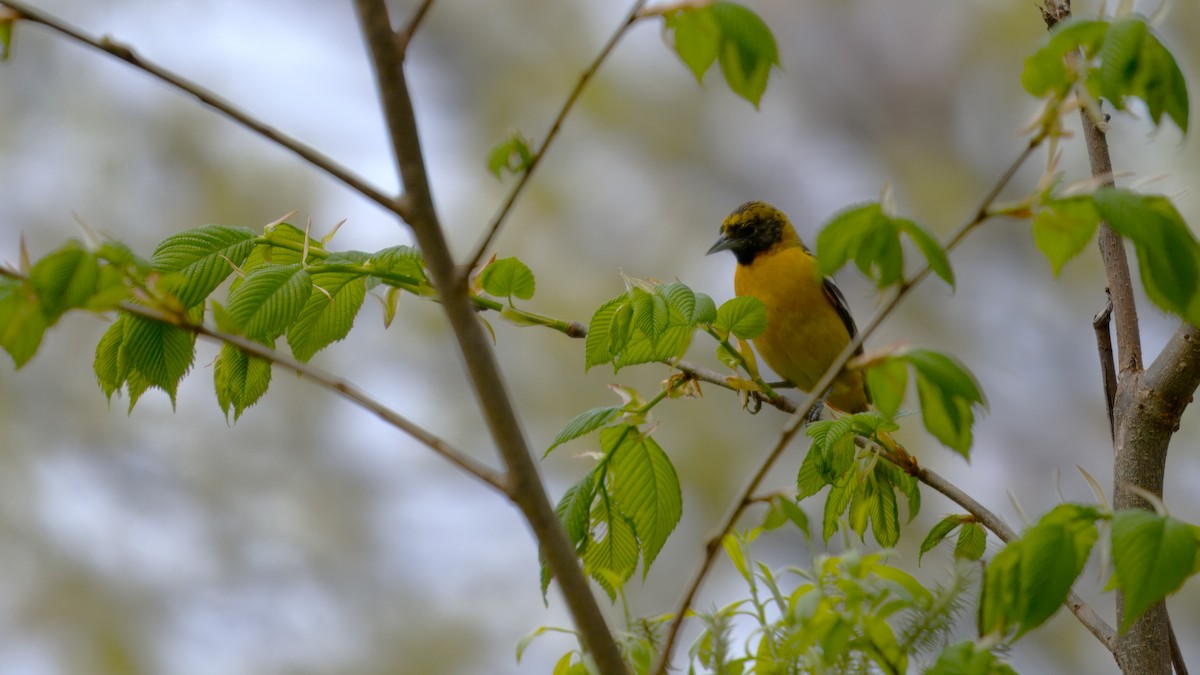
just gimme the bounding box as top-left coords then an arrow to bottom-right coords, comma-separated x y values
706,200 -> 869,414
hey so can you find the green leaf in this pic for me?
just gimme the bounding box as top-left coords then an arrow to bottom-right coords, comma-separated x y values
711,2 -> 779,108
1021,19 -> 1109,97
904,349 -> 986,457
1098,17 -> 1188,132
979,504 -> 1102,637
368,245 -> 427,284
0,11 -> 13,61
691,291 -> 718,324
224,264 -> 313,341
480,257 -> 536,301
817,203 -> 949,289
486,131 -> 534,179
117,313 -> 197,408
213,342 -> 272,421
927,641 -> 1017,675
582,493 -> 639,601
546,406 -> 621,456
1095,189 -> 1200,325
93,315 -> 127,400
664,5 -> 720,82
1111,509 -> 1198,631
286,272 -> 366,362
663,2 -> 779,107
614,324 -> 693,369
28,243 -> 100,323
865,357 -> 908,420
630,287 -> 669,342
869,472 -> 900,547
1033,196 -> 1101,276
957,522 -> 988,561
920,515 -> 965,564
0,280 -> 47,367
822,474 -> 853,543
605,426 -> 683,573
151,225 -> 256,308
542,471 -> 599,601
656,282 -> 696,324
714,296 -> 767,340
896,218 -> 954,286
584,295 -> 625,371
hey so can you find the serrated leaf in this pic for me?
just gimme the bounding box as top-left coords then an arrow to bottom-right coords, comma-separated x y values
151,225 -> 256,308
93,315 -> 127,400
1111,509 -> 1198,631
224,264 -> 313,341
584,295 -> 625,371
691,292 -> 718,324
956,522 -> 987,561
822,474 -> 854,543
286,272 -> 366,362
28,244 -> 100,323
630,287 -> 669,342
582,494 -> 639,601
480,257 -> 536,301
656,282 -> 696,324
614,324 -> 693,369
870,474 -> 900,547
817,203 -> 882,278
714,296 -> 766,340
0,280 -> 47,367
546,406 -> 621,455
368,245 -> 427,284
117,313 -> 196,408
920,515 -> 965,563
213,342 -> 272,421
605,427 -> 682,573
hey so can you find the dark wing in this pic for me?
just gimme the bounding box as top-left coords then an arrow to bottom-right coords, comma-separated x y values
822,277 -> 863,357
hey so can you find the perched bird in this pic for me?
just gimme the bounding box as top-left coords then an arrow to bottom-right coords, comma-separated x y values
707,200 -> 868,413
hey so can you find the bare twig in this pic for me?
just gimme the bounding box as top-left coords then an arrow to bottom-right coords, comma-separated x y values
651,136 -> 1047,675
1093,295 -> 1117,440
351,1 -> 628,672
395,0 -> 436,55
0,1 -> 403,219
462,0 -> 649,276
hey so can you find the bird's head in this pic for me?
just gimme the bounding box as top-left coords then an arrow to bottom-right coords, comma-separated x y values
706,201 -> 802,265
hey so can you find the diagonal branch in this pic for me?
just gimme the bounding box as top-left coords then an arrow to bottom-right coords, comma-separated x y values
351,1 -> 629,673
395,0 -> 436,55
462,0 -> 649,276
651,135 -> 1046,675
0,0 -> 403,220
115,301 -> 507,491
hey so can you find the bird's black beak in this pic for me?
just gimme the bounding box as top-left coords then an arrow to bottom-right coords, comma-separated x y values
707,233 -> 735,256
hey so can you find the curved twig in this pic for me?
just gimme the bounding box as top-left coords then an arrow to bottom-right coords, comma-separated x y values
462,0 -> 649,276
0,1 -> 403,219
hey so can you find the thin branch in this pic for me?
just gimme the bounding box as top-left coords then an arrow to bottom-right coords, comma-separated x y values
462,0 -> 649,276
652,136 -> 1046,675
0,1 -> 404,220
395,0 -> 436,55
351,2 -> 629,672
111,301 -> 508,491
1093,295 -> 1117,440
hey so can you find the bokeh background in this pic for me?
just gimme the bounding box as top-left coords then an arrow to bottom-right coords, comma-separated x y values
1,0 -> 1198,673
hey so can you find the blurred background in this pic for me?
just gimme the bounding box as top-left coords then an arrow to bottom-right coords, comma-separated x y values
1,0 -> 1198,673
